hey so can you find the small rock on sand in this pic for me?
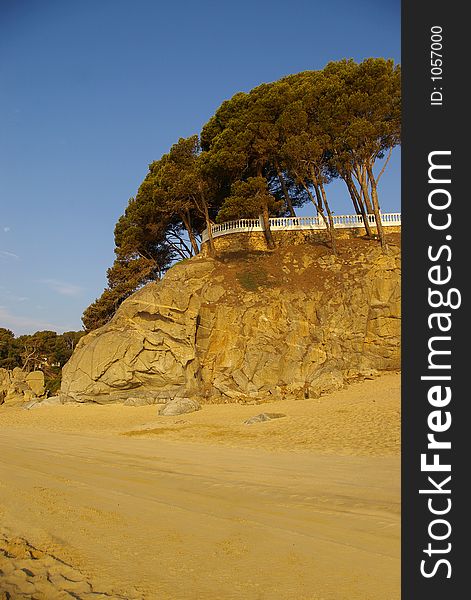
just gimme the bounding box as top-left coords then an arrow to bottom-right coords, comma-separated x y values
158,398 -> 200,416
23,396 -> 64,410
244,412 -> 286,424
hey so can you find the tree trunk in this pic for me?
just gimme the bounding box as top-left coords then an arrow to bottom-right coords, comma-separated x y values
255,167 -> 275,250
261,201 -> 275,249
309,168 -> 336,254
366,163 -> 386,248
202,197 -> 217,257
342,170 -> 361,214
180,211 -> 199,256
319,182 -> 337,255
195,186 -> 217,257
276,165 -> 296,216
167,239 -> 192,260
313,182 -> 324,213
344,172 -> 373,237
301,180 -> 326,224
298,177 -> 335,254
166,228 -> 194,259
355,165 -> 374,215
358,166 -> 374,214
350,187 -> 361,215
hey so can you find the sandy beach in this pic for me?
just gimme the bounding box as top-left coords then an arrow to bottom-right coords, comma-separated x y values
0,373 -> 400,599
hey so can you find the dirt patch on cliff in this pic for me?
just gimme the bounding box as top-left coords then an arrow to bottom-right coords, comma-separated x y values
213,233 -> 401,298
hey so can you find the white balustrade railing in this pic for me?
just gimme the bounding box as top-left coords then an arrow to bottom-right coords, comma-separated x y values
201,213 -> 401,243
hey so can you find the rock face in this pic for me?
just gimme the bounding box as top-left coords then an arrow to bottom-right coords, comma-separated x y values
0,368 -> 46,404
61,239 -> 401,404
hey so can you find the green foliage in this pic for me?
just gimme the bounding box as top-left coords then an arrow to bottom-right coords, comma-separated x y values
81,254 -> 162,331
45,367 -> 62,394
82,288 -> 124,332
217,177 -> 282,223
236,266 -> 272,291
0,328 -> 21,369
83,136 -> 227,330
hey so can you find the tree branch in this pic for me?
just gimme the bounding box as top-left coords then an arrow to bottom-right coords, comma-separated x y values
376,147 -> 393,183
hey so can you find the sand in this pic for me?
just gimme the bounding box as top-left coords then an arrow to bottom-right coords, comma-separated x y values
0,373 -> 400,599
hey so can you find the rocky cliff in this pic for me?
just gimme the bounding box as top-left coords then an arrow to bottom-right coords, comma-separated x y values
61,237 -> 401,404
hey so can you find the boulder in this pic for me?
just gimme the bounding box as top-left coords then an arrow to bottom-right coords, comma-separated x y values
158,398 -> 201,416
25,371 -> 45,397
1,368 -> 46,404
0,368 -> 11,404
23,400 -> 40,410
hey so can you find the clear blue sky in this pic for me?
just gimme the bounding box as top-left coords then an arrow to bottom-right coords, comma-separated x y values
0,0 -> 400,335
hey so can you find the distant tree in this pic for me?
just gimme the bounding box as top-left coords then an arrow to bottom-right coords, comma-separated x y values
114,136 -> 223,261
200,83 -> 305,219
16,330 -> 58,371
82,169 -> 183,331
61,330 -> 86,353
247,80 -> 308,217
0,329 -> 85,395
0,328 -> 20,369
53,331 -> 85,366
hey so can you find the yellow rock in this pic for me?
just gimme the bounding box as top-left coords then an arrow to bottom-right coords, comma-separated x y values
60,244 -> 401,404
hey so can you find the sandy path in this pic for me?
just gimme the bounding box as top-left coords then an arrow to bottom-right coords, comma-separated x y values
0,429 -> 399,599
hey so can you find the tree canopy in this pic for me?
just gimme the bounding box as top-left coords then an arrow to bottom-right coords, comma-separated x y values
83,57 -> 400,330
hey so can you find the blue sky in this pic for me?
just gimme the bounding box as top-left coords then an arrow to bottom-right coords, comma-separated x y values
0,0 -> 400,335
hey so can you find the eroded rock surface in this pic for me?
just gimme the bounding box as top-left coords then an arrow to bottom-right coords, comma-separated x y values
61,240 -> 401,404
0,368 -> 46,405
0,531 -> 135,599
